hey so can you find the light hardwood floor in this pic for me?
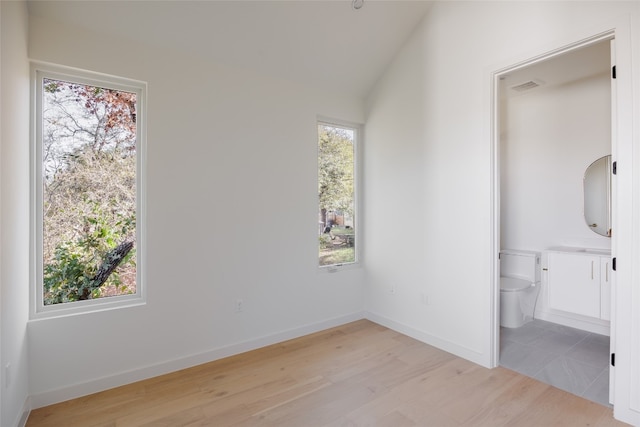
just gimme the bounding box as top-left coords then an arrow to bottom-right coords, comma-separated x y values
27,320 -> 628,426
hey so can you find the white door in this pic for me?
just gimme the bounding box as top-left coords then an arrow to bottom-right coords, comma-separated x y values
609,25 -> 640,424
608,38 -> 616,406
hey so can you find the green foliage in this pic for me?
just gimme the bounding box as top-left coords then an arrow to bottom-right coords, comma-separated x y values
43,204 -> 135,305
318,125 -> 354,217
318,125 -> 356,266
43,80 -> 61,94
42,78 -> 137,305
319,246 -> 355,266
319,235 -> 330,250
331,226 -> 354,235
44,244 -> 95,304
318,226 -> 356,266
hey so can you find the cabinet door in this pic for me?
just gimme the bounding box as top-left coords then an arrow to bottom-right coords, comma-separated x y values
548,252 -> 601,318
600,257 -> 611,321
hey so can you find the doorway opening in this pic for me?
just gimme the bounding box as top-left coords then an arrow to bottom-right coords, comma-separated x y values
491,32 -> 615,407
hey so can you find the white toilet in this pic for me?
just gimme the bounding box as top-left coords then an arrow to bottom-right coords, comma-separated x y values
500,250 -> 541,328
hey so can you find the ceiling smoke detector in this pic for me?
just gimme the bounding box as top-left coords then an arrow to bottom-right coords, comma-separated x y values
510,79 -> 545,93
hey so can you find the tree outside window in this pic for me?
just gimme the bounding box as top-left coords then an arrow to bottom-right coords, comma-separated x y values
318,123 -> 357,267
40,76 -> 138,305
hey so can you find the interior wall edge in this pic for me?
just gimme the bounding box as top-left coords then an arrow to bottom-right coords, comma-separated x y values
28,311 -> 365,409
365,311 -> 490,368
15,396 -> 30,427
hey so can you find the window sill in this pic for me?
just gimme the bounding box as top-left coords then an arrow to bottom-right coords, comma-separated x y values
318,261 -> 361,274
30,294 -> 146,321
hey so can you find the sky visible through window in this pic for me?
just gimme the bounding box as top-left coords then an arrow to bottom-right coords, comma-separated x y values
41,78 -> 138,305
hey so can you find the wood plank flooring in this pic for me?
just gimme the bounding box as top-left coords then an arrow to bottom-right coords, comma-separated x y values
26,320 -> 628,426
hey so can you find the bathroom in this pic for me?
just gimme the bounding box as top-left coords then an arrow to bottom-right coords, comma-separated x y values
497,39 -> 613,406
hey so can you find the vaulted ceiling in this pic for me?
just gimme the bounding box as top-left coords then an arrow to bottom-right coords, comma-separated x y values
28,0 -> 434,98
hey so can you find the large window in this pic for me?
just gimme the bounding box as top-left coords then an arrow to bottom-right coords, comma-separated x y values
32,65 -> 145,316
318,121 -> 358,267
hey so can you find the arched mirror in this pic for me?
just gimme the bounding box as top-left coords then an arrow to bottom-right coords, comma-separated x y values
584,155 -> 611,237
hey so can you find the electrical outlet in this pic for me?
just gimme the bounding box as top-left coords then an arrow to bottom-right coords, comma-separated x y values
235,299 -> 243,313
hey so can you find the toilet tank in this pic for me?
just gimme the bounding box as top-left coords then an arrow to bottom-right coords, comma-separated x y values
500,250 -> 541,283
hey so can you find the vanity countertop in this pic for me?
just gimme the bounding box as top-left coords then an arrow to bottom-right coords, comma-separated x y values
547,246 -> 611,256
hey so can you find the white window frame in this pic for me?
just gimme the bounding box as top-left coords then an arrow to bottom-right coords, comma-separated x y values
30,62 -> 147,319
317,117 -> 362,271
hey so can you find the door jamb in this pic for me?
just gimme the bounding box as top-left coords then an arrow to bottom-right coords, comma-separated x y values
489,30 -> 616,369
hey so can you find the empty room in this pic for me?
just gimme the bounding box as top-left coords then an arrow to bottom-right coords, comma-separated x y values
2,1 -> 640,426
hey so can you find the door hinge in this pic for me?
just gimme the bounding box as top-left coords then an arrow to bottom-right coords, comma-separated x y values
611,353 -> 615,367
612,65 -> 617,79
612,257 -> 617,271
613,161 -> 617,175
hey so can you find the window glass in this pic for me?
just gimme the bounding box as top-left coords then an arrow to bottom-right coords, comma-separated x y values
34,68 -> 144,314
318,123 -> 357,267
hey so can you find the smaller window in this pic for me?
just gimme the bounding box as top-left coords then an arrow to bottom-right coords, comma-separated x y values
318,121 -> 358,267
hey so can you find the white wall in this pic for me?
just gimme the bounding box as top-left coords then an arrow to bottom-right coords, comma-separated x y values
27,15 -> 365,406
1,1 -> 31,426
501,71 -> 612,253
364,0 -> 639,380
16,2 -> 640,425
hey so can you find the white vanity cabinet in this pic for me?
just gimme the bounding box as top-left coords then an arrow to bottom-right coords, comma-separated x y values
547,248 -> 611,320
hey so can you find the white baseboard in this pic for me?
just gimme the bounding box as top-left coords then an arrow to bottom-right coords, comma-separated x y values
535,309 -> 610,336
364,311 -> 490,368
15,396 -> 31,427
30,311 -> 365,409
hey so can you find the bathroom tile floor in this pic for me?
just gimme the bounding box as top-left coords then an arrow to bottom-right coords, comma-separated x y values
500,319 -> 611,407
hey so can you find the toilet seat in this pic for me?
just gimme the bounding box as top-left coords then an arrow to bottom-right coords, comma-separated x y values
500,277 -> 533,292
